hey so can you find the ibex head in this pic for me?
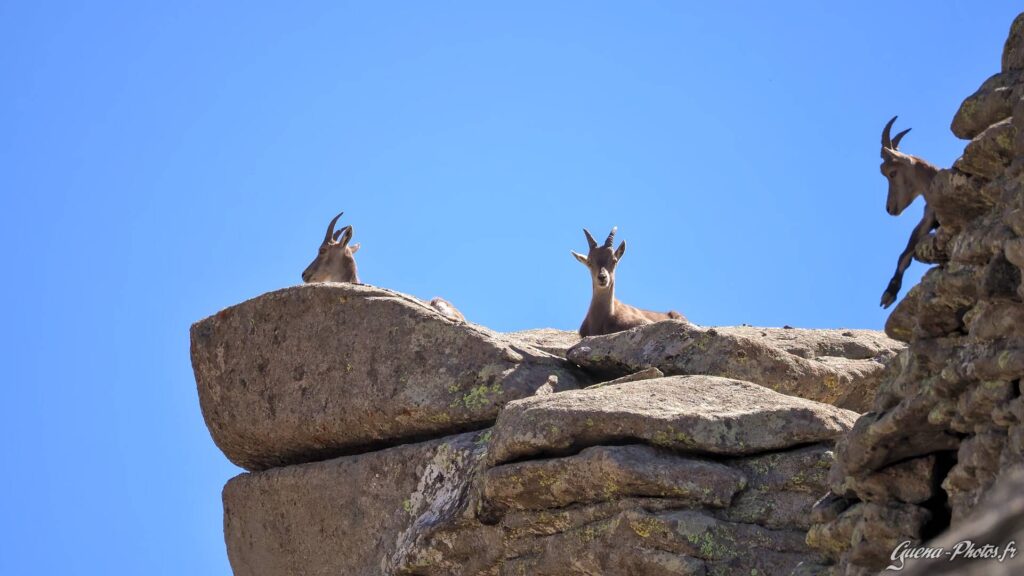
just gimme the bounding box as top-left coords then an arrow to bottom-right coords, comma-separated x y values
879,116 -> 922,216
571,227 -> 626,291
301,212 -> 361,283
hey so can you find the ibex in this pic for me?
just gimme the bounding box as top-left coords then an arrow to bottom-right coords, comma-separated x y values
571,227 -> 684,337
878,116 -> 940,308
302,212 -> 361,283
301,211 -> 466,322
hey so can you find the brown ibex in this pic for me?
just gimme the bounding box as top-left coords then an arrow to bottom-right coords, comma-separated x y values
302,212 -> 361,283
878,116 -> 941,308
301,211 -> 466,322
571,227 -> 685,337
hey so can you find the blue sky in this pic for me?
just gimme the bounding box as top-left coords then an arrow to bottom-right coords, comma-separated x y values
1,2 -> 1019,574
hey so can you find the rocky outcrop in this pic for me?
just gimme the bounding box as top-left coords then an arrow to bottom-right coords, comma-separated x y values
567,322 -> 902,412
808,12 -> 1024,574
220,376 -> 857,576
191,284 -> 587,471
189,276 -> 896,574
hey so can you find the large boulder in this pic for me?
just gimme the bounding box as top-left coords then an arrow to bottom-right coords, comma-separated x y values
486,375 -> 859,465
191,284 -> 587,470
223,375 -> 850,576
566,322 -> 901,412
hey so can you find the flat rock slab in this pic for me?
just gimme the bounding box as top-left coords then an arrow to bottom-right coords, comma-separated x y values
486,375 -> 858,466
223,431 -> 486,576
567,322 -> 902,412
191,284 -> 586,470
481,444 -> 747,514
504,328 -> 581,357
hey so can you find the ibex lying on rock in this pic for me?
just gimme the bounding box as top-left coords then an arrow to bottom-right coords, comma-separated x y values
878,116 -> 941,308
302,211 -> 466,322
572,227 -> 684,337
302,212 -> 361,283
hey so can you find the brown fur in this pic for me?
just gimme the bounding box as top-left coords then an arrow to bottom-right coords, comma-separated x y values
572,227 -> 685,337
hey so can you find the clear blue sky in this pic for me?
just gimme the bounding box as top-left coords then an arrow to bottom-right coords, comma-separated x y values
1,2 -> 1018,574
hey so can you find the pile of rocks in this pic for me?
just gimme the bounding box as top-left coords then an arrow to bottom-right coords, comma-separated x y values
192,283 -> 892,575
806,13 -> 1024,575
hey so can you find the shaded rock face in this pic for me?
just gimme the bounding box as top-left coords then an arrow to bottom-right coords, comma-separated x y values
191,283 -> 587,471
567,322 -> 903,412
808,12 -> 1024,574
221,377 -> 856,576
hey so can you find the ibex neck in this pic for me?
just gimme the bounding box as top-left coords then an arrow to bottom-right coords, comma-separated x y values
915,157 -> 941,183
589,283 -> 616,319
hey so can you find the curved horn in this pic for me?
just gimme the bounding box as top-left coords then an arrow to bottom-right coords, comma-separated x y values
604,226 -> 617,248
583,228 -> 598,250
891,128 -> 911,150
881,116 -> 897,150
323,212 -> 344,244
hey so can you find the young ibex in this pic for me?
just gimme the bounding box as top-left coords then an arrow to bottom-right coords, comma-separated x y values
878,116 -> 941,308
301,211 -> 466,322
302,212 -> 361,283
572,227 -> 684,337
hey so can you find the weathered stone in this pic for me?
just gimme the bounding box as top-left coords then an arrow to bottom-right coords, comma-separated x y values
884,284 -> 922,342
831,455 -> 939,505
913,265 -> 980,339
505,328 -> 581,358
223,431 -> 488,576
585,366 -> 664,389
480,444 -> 746,514
929,169 -> 991,231
915,227 -> 953,265
955,118 -> 1016,180
1015,98 -> 1024,158
718,444 -> 835,530
831,398 -> 960,478
951,70 -> 1022,140
487,376 -> 859,466
1004,12 -> 1024,72
810,492 -> 853,525
846,502 -> 932,568
949,218 -> 1015,265
944,431 -> 1007,522
1006,237 -> 1024,270
900,465 -> 1024,576
567,322 -> 901,412
191,284 -> 586,470
982,252 -> 1022,298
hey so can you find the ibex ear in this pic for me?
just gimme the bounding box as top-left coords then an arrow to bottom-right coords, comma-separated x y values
348,242 -> 360,254
571,251 -> 589,266
614,240 -> 626,261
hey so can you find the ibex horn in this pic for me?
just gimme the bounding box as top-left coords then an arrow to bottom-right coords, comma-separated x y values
881,116 -> 897,150
604,227 -> 617,248
892,128 -> 911,149
583,228 -> 598,250
324,212 -> 344,244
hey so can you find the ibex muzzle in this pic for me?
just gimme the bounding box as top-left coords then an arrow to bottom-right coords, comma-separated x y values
301,211 -> 361,284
